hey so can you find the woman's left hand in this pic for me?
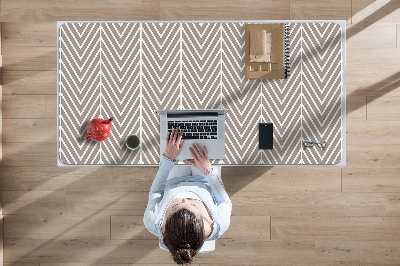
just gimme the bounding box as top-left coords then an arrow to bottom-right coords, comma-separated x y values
164,127 -> 186,161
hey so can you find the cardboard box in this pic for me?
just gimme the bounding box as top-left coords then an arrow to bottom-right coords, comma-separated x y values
245,23 -> 285,79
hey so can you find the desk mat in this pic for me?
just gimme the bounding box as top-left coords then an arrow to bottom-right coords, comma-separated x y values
58,22 -> 344,165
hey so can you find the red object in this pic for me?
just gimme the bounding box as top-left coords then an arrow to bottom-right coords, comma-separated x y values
84,117 -> 113,142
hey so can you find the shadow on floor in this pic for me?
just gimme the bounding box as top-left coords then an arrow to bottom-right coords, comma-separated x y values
347,0 -> 400,40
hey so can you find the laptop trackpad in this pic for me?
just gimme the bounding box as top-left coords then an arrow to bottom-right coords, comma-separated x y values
179,140 -> 218,160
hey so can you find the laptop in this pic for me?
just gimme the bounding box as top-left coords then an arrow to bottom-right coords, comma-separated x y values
155,109 -> 229,160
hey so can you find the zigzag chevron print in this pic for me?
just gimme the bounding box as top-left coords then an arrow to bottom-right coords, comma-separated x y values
58,22 -> 345,165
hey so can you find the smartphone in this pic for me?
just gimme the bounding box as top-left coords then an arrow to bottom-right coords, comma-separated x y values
259,123 -> 273,149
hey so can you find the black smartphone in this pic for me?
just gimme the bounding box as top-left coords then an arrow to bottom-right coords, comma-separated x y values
259,123 -> 273,149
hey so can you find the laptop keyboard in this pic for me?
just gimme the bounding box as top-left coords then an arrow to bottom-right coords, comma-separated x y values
168,120 -> 218,139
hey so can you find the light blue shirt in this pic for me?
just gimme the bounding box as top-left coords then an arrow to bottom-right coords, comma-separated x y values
144,155 -> 232,241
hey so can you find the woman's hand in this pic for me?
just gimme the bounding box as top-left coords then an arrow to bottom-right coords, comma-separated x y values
184,144 -> 212,175
164,127 -> 186,161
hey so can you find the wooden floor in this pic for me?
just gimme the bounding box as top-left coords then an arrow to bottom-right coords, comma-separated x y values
1,0 -> 400,265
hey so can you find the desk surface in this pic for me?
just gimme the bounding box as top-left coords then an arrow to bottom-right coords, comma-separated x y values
58,21 -> 345,166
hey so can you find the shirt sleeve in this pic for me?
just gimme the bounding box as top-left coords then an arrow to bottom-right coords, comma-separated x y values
143,155 -> 175,237
205,167 -> 232,238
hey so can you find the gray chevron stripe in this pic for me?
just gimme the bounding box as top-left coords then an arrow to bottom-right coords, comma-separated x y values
101,23 -> 142,164
181,23 -> 222,110
262,23 -> 303,164
221,23 -> 262,164
58,22 -> 344,165
59,23 -> 102,164
301,23 -> 343,164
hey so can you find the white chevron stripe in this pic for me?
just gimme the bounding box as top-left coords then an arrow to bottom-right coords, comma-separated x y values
60,129 -> 101,163
302,107 -> 341,138
183,23 -> 219,46
61,45 -> 101,83
101,62 -> 141,93
141,90 -> 180,109
220,69 -> 255,92
60,82 -> 101,115
304,23 -> 340,50
141,56 -> 180,82
102,38 -> 140,69
181,46 -> 221,73
60,63 -> 99,93
103,23 -> 138,48
101,94 -> 140,126
302,31 -> 341,62
302,65 -> 341,97
144,22 -> 175,35
181,67 -> 220,92
62,23 -> 100,50
302,76 -> 341,113
141,48 -> 180,72
302,45 -> 342,79
142,27 -> 180,53
302,129 -> 341,163
61,29 -> 101,61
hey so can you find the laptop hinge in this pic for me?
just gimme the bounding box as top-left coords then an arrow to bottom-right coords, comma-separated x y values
167,112 -> 219,118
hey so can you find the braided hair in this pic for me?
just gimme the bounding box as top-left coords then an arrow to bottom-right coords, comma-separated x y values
163,208 -> 206,264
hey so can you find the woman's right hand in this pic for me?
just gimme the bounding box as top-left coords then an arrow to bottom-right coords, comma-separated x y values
184,144 -> 212,175
164,127 -> 186,161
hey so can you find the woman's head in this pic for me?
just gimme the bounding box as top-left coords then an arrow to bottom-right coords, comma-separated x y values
163,208 -> 206,264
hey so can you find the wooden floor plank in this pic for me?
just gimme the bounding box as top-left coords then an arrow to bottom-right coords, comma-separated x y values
386,194 -> 400,216
290,0 -> 351,20
273,216 -> 400,241
316,240 -> 400,264
0,0 -> 160,21
45,95 -> 57,118
346,120 -> 400,145
111,216 -> 153,240
346,143 -> 400,168
351,0 -> 400,25
367,96 -> 400,120
351,0 -> 375,24
3,95 -> 47,119
2,142 -> 57,167
3,238 -> 163,264
40,259 -> 192,266
232,192 -> 386,217
2,191 -> 65,215
1,22 -> 56,46
2,70 -> 56,95
2,50 -> 56,71
4,263 -> 40,266
66,191 -> 148,216
2,166 -> 156,192
160,0 -> 290,20
343,168 -> 400,193
346,96 -> 367,120
222,216 -> 270,241
346,49 -> 400,97
193,239 -> 316,265
4,238 -> 316,265
223,166 -> 341,194
4,214 -> 110,240
1,46 -> 56,73
2,119 -> 56,143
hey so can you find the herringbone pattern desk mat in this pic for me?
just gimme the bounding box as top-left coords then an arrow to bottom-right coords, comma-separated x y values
58,22 -> 344,165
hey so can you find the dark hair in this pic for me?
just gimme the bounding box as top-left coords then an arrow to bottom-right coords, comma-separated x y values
163,208 -> 206,264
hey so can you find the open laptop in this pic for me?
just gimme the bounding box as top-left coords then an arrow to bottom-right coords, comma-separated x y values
155,109 -> 229,160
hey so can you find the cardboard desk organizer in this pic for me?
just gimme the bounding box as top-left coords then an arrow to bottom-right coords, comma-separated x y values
245,23 -> 289,79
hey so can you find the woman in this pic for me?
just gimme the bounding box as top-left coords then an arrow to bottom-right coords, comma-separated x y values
144,127 -> 232,264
